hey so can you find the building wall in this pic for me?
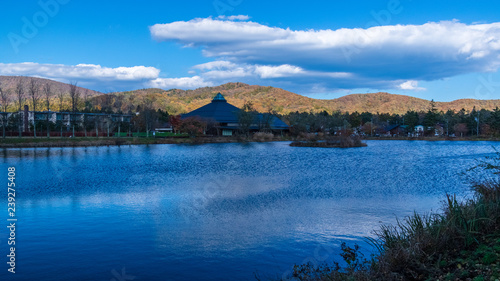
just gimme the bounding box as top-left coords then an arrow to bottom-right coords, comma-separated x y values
2,110 -> 132,131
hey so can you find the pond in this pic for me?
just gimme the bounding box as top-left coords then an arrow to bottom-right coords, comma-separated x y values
0,140 -> 496,281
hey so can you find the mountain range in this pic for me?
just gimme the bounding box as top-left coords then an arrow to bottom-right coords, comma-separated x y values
1,76 -> 499,115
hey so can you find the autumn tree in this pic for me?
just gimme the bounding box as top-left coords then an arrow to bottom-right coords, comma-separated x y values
179,117 -> 206,137
454,123 -> 468,137
169,115 -> 182,134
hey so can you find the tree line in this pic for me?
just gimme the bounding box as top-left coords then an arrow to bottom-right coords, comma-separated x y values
281,100 -> 500,137
2,78 -> 499,138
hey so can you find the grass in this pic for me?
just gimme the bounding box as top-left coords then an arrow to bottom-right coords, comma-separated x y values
291,135 -> 367,148
284,149 -> 500,281
114,132 -> 189,137
0,136 -> 191,147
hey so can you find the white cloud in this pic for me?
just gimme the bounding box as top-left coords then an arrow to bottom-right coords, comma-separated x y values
192,60 -> 238,71
254,64 -> 304,78
150,17 -> 289,44
147,76 -> 214,89
0,62 -> 214,91
217,15 -> 250,21
191,60 -> 351,82
0,62 -> 159,81
150,17 -> 500,90
398,80 -> 426,91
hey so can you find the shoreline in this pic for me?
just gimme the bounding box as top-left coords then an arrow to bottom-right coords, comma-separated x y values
1,136 -> 499,148
0,136 -> 289,148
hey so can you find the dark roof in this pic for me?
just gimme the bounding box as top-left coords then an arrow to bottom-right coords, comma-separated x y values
254,113 -> 289,130
212,93 -> 226,102
181,93 -> 289,130
181,93 -> 241,124
385,124 -> 400,131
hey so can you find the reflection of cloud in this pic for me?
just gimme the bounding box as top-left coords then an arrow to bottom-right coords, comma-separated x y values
151,195 -> 443,254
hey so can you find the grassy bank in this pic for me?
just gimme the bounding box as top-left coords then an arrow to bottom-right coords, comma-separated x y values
0,135 -> 293,148
287,152 -> 500,281
1,135 -> 498,149
363,136 -> 500,142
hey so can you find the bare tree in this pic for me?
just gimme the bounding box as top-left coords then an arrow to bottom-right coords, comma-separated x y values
0,84 -> 10,138
28,78 -> 41,137
44,83 -> 52,137
69,82 -> 80,137
83,89 -> 90,112
69,82 -> 80,112
0,84 -> 9,112
57,90 -> 65,111
237,101 -> 257,137
141,96 -> 158,137
15,77 -> 25,137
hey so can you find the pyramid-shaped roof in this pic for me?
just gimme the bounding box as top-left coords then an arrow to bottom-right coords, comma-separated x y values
212,93 -> 226,102
181,93 -> 289,130
182,93 -> 240,123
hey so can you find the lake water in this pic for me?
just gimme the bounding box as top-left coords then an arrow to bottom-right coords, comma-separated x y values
0,140 -> 497,281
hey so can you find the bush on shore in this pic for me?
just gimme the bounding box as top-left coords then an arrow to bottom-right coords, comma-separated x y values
291,134 -> 366,148
253,132 -> 274,142
284,150 -> 500,281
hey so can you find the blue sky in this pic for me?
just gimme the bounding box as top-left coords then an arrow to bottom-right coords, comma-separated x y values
1,0 -> 500,101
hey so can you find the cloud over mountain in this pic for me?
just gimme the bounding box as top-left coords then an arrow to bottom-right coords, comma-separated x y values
151,17 -> 500,91
0,62 -> 159,81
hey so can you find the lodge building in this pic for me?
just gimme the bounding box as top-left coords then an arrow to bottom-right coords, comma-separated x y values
181,93 -> 289,136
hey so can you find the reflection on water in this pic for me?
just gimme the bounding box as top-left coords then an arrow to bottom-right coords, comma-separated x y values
0,141 -> 496,281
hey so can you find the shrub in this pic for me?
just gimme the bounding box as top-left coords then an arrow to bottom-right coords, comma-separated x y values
252,132 -> 274,142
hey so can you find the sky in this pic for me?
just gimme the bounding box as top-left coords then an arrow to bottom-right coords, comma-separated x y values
1,0 -> 500,101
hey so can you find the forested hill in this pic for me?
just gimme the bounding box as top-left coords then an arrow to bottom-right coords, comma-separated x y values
109,83 -> 500,115
0,76 -> 101,111
2,76 -> 500,115
0,76 -> 101,97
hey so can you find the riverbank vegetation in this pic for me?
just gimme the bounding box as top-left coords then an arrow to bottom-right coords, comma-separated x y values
290,134 -> 367,148
284,151 -> 500,281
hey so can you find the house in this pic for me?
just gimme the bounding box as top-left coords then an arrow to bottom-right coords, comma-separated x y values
434,124 -> 444,136
4,105 -> 132,132
181,93 -> 289,136
154,123 -> 173,133
414,125 -> 424,136
384,124 -> 404,136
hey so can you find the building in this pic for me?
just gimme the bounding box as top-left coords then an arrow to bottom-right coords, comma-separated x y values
383,124 -> 406,136
1,105 -> 132,133
181,93 -> 289,136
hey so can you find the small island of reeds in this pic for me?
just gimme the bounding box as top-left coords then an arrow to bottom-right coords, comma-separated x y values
290,134 -> 367,148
